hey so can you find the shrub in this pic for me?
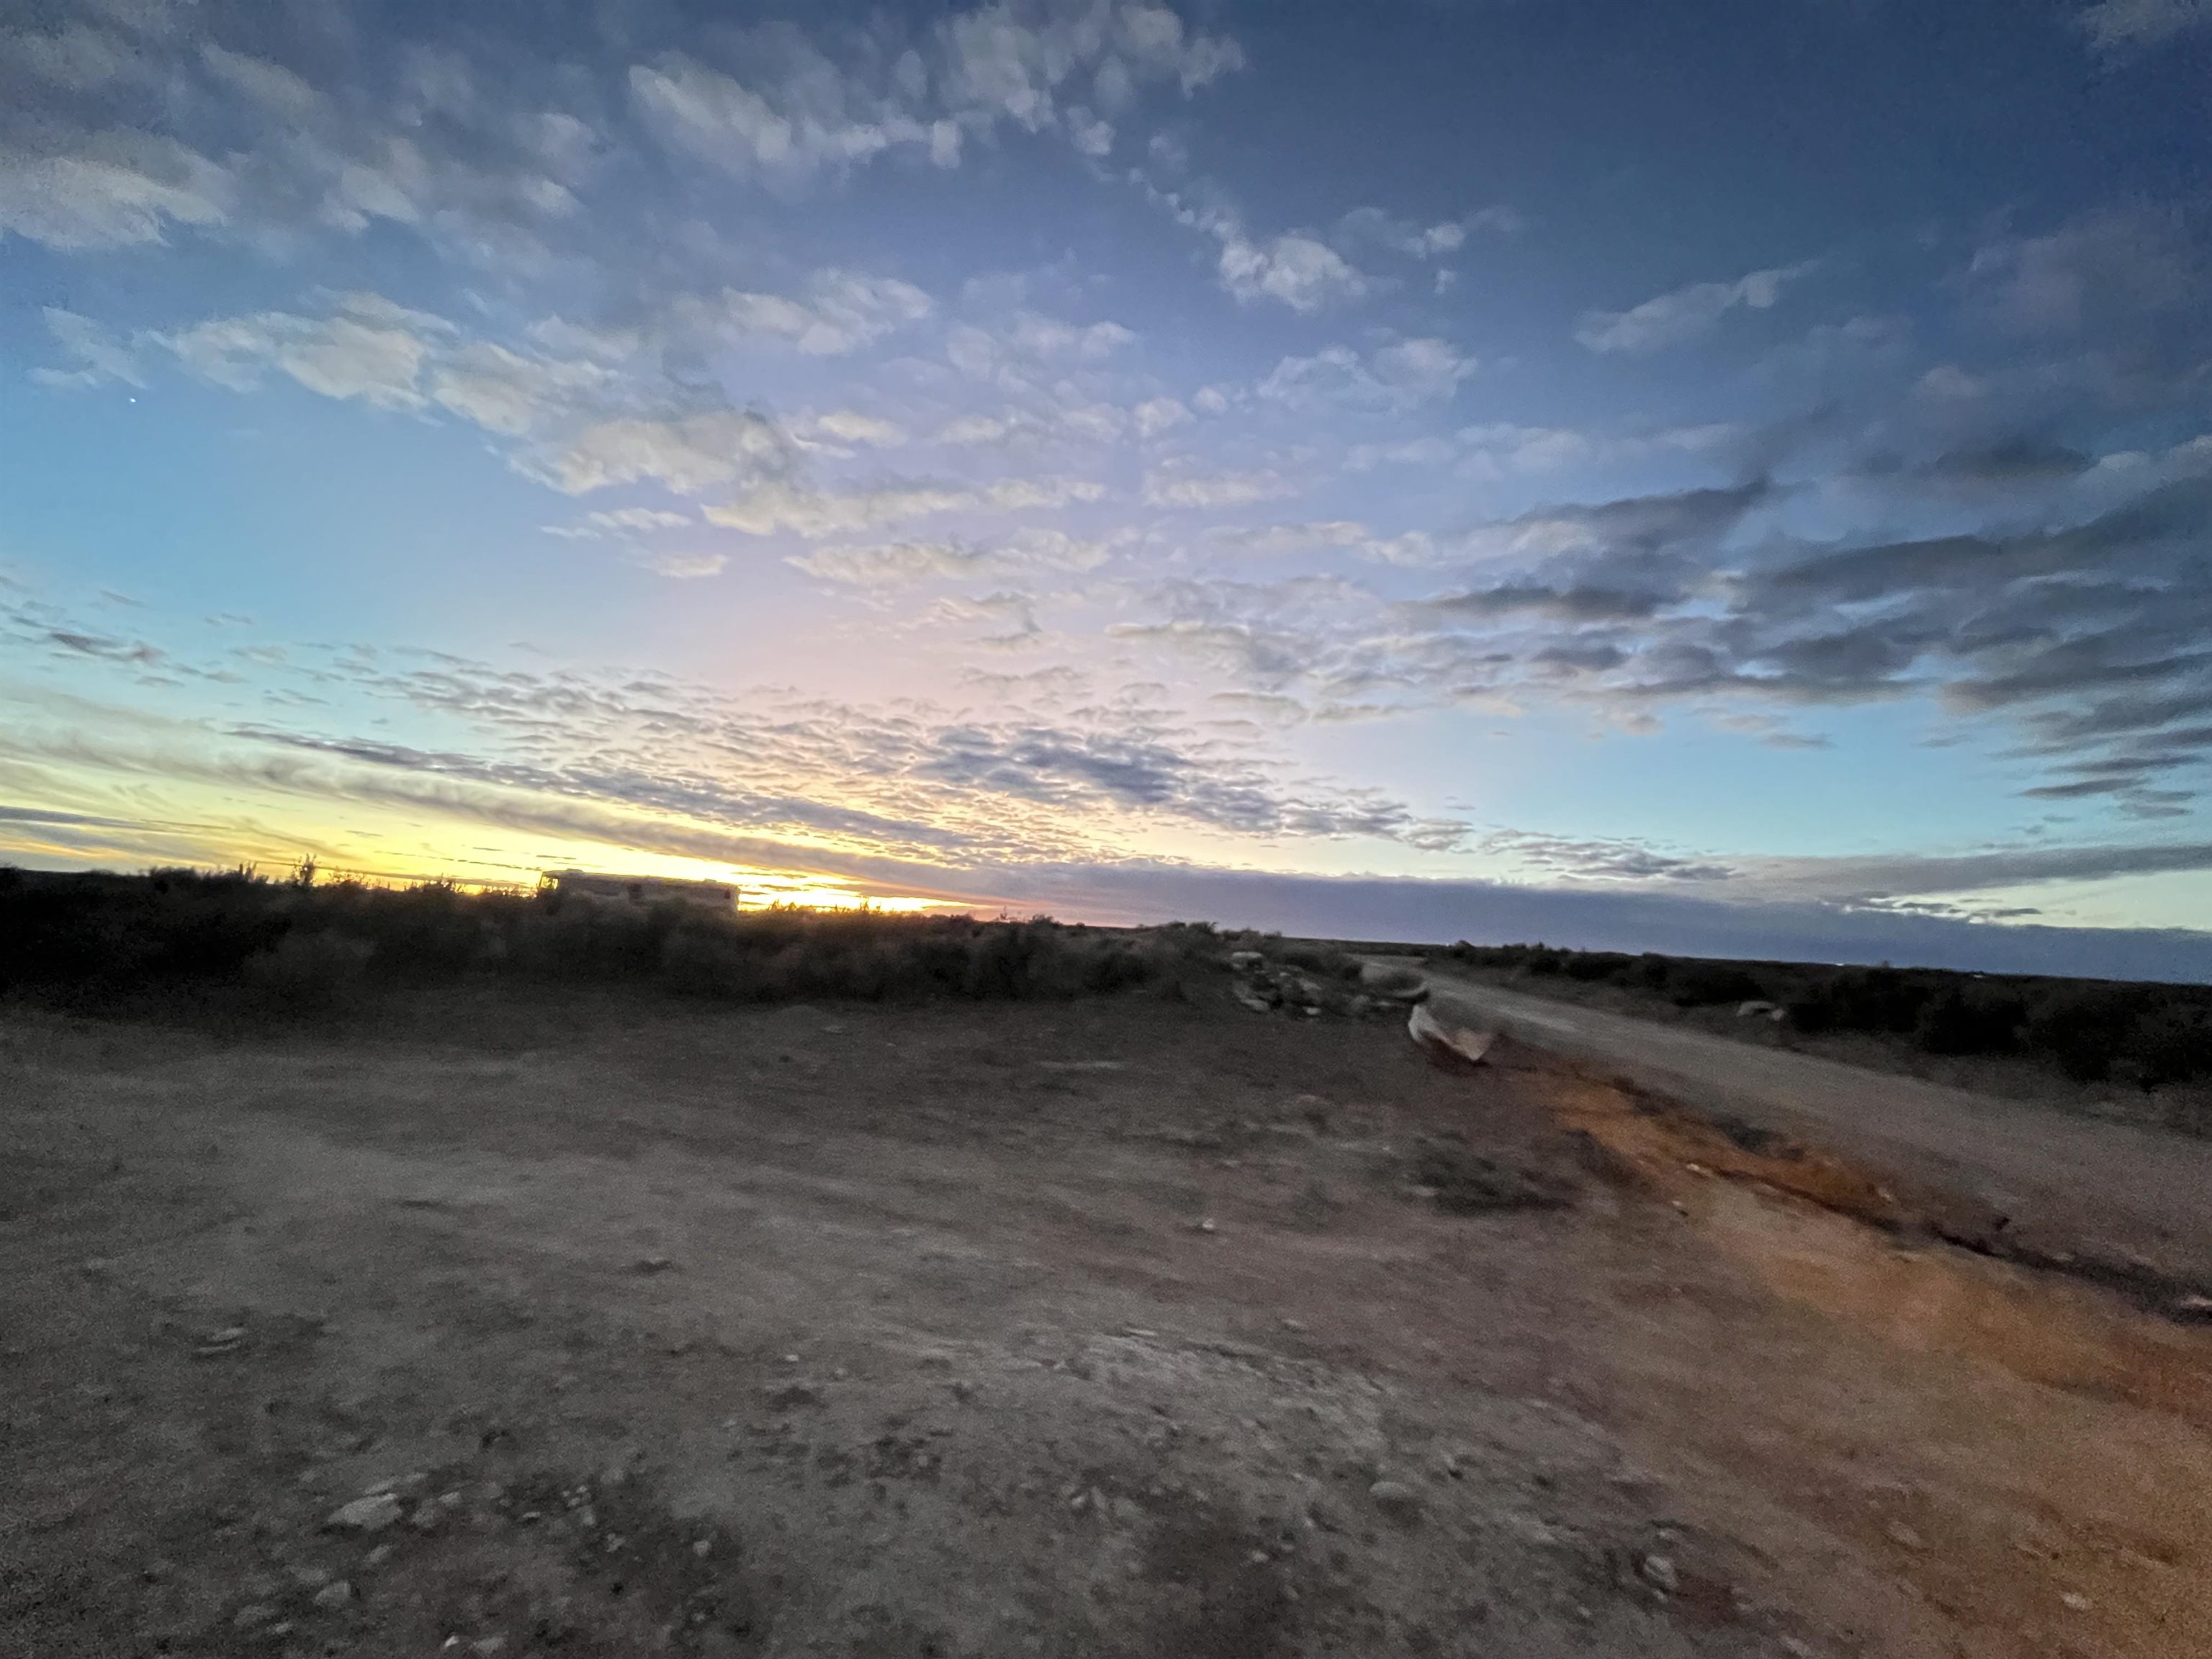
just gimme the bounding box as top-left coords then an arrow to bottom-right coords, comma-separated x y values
1665,962 -> 1766,1007
2023,992 -> 2126,1082
0,867 -> 1213,1014
243,930 -> 374,1014
1913,988 -> 2024,1056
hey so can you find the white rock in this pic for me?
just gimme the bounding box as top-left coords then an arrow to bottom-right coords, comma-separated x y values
1367,1480 -> 1421,1518
325,1493 -> 404,1532
311,1580 -> 353,1610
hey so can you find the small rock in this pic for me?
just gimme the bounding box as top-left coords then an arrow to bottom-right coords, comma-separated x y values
692,1538 -> 711,1558
1280,1318 -> 1308,1332
634,1256 -> 673,1274
473,1637 -> 509,1656
326,1493 -> 404,1533
311,1580 -> 354,1611
233,1602 -> 279,1629
1367,1480 -> 1422,1519
1886,1520 -> 1925,1552
2059,1591 -> 2091,1611
1195,1218 -> 1217,1234
1639,1554 -> 1680,1593
288,1565 -> 332,1590
2171,1292 -> 2212,1322
141,1560 -> 174,1584
764,1382 -> 823,1411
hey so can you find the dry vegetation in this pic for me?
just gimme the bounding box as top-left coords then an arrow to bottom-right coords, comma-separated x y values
0,867 -> 1220,1020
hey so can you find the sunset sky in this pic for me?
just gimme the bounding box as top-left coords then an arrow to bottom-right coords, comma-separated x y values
5,0 -> 2212,975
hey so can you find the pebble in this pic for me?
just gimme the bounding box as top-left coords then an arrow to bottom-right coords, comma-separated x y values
326,1493 -> 404,1533
2060,1591 -> 2091,1611
312,1580 -> 354,1611
1367,1480 -> 1422,1519
1639,1554 -> 1680,1593
364,1545 -> 394,1568
634,1256 -> 673,1274
1886,1521 -> 1925,1552
233,1603 -> 279,1629
288,1565 -> 332,1589
1196,1218 -> 1217,1233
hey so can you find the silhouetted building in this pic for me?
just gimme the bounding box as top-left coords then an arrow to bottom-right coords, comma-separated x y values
542,870 -> 739,914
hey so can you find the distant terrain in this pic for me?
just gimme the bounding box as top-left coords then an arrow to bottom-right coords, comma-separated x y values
1412,940 -> 2212,1138
6,865 -> 2206,1136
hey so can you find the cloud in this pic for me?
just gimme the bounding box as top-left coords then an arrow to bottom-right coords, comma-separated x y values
2077,0 -> 2212,49
681,270 -> 935,355
156,298 -> 441,410
802,410 -> 910,450
1133,397 -> 1192,439
1964,209 -> 2196,342
634,551 -> 728,580
1142,467 -> 1298,508
788,528 -> 1112,586
1210,521 -> 1375,558
1006,313 -> 1138,359
544,508 -> 695,540
428,341 -> 612,435
629,51 -> 960,189
629,3 -> 1241,189
1575,261 -> 1817,354
1480,829 -> 1735,883
1257,336 -> 1476,413
538,410 -> 796,496
1335,204 -> 1519,258
1217,228 -> 1370,313
706,474 -> 1105,535
0,132 -> 231,251
30,307 -> 144,390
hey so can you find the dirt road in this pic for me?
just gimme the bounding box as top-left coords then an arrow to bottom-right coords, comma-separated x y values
4,983 -> 2209,1658
1406,963 -> 2212,1288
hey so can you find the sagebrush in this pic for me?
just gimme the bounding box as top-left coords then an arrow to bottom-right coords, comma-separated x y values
0,867 -> 1216,1016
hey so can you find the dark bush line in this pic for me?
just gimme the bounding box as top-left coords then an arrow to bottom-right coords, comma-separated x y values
0,866 -> 1218,1017
1437,940 -> 2212,1089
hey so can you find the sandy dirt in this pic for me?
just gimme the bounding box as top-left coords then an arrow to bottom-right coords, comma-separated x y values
3,982 -> 2208,1658
1409,963 -> 2212,1289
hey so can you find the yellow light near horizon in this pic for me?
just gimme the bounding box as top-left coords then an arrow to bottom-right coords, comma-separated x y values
761,885 -> 946,914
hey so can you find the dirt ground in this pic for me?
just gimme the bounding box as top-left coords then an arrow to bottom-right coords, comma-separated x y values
4,982 -> 2208,1658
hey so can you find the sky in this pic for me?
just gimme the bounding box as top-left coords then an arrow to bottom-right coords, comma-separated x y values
4,0 -> 2212,977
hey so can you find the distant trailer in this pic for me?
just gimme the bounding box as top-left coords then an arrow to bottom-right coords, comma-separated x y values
543,870 -> 739,915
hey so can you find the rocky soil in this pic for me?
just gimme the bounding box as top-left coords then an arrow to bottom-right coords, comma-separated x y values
3,981 -> 2206,1657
